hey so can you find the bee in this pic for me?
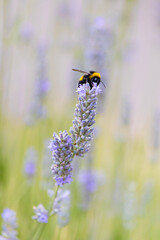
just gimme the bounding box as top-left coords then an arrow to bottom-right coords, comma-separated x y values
72,69 -> 106,89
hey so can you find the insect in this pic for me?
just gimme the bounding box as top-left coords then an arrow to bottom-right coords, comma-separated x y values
72,69 -> 106,89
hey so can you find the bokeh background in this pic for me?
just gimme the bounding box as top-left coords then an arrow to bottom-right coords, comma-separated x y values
0,0 -> 160,239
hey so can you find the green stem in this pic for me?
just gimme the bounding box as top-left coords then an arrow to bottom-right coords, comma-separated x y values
32,223 -> 45,240
57,227 -> 62,240
49,186 -> 59,211
30,186 -> 60,240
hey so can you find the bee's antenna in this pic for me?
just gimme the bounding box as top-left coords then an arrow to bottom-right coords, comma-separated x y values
72,69 -> 89,74
101,80 -> 106,88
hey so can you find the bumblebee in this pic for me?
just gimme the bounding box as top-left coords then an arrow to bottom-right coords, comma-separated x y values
72,69 -> 106,89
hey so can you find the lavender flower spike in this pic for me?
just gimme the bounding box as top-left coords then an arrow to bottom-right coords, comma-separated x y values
49,83 -> 101,186
70,83 -> 101,157
49,130 -> 73,186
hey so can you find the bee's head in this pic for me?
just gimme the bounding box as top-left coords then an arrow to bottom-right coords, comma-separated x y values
89,71 -> 101,85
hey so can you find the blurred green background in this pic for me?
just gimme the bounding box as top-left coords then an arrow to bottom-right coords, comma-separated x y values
0,0 -> 160,239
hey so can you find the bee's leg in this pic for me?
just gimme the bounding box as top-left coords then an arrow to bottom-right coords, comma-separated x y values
87,79 -> 93,89
78,82 -> 81,88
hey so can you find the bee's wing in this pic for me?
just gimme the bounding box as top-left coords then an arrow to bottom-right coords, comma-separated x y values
72,69 -> 89,74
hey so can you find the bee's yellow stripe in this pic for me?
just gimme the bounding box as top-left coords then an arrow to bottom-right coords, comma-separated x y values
89,72 -> 101,79
79,76 -> 84,81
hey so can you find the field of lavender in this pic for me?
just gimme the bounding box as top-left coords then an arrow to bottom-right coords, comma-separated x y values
0,0 -> 160,239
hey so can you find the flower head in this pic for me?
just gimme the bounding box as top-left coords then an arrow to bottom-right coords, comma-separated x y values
32,204 -> 48,223
49,130 -> 73,186
70,83 -> 101,157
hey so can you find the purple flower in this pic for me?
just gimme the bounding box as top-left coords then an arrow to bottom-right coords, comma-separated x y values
70,83 -> 101,157
85,17 -> 111,87
25,41 -> 50,125
24,162 -> 36,176
19,22 -> 33,41
32,204 -> 48,223
78,169 -> 105,210
24,148 -> 37,179
49,83 -> 101,186
78,170 -> 98,192
54,175 -> 73,186
0,208 -> 19,240
49,131 -> 73,186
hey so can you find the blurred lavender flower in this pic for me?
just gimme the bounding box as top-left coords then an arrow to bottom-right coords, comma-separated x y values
25,41 -> 50,125
0,208 -> 19,240
32,204 -> 48,223
58,2 -> 73,21
53,189 -> 71,227
23,147 -> 37,181
49,131 -> 73,186
47,189 -> 54,198
78,170 -> 98,193
85,17 -> 111,91
35,43 -> 50,100
70,83 -> 101,157
122,182 -> 137,229
19,22 -> 33,41
78,169 -> 105,210
49,83 -> 101,186
122,44 -> 137,63
24,161 -> 36,176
